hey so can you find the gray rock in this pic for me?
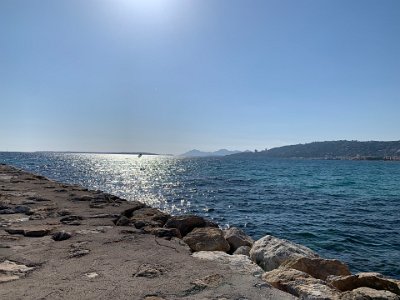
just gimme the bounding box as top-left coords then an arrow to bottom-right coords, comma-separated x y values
233,245 -> 251,256
52,231 -> 72,241
114,215 -> 130,226
5,227 -> 52,237
14,205 -> 31,214
57,209 -> 72,216
282,257 -> 351,280
183,227 -> 230,252
0,208 -> 15,214
60,215 -> 83,225
250,235 -> 318,271
223,227 -> 254,252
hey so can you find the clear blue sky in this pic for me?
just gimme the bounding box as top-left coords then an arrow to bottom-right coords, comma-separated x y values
1,0 -> 399,154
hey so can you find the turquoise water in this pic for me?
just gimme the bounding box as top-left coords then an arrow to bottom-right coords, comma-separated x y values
1,152 -> 399,278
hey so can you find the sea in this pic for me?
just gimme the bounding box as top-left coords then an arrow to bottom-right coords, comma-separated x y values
1,152 -> 399,278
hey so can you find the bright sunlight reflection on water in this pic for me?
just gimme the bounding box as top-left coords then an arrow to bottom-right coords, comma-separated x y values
62,154 -> 190,214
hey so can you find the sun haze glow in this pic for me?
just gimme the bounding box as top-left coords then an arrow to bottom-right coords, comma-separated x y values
107,0 -> 180,22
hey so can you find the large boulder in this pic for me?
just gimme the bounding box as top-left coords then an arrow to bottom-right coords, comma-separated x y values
193,251 -> 263,277
263,267 -> 341,299
282,257 -> 351,280
250,235 -> 318,271
183,227 -> 230,252
340,287 -> 400,300
164,215 -> 206,236
327,273 -> 400,295
223,227 -> 254,252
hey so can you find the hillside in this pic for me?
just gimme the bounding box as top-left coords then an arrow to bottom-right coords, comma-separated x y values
231,141 -> 400,160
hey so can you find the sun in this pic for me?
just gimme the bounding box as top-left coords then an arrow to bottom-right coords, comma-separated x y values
115,0 -> 175,19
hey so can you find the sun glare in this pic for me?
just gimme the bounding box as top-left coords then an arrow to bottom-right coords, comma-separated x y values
113,0 -> 177,21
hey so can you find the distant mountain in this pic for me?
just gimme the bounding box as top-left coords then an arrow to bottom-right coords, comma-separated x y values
180,149 -> 242,157
230,140 -> 400,160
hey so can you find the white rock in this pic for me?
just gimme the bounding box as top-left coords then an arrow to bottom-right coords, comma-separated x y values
250,235 -> 318,271
193,251 -> 264,277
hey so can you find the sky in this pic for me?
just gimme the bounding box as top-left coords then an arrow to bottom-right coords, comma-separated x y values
0,0 -> 399,154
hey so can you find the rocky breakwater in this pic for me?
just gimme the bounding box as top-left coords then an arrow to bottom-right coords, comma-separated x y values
1,163 -> 399,299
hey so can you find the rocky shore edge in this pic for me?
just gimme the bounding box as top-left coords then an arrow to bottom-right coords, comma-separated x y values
1,163 -> 399,300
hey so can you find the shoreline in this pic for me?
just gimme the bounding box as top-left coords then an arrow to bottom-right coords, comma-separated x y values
1,163 -> 399,299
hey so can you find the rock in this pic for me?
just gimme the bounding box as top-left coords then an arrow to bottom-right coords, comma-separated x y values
52,231 -> 72,241
164,215 -> 207,237
340,287 -> 400,300
114,215 -> 131,226
327,273 -> 400,295
193,251 -> 264,277
4,228 -> 25,235
192,274 -> 224,288
129,208 -> 170,228
263,267 -> 341,299
204,219 -> 219,228
23,228 -> 51,237
223,227 -> 254,252
282,257 -> 351,280
57,209 -> 72,216
0,260 -> 34,283
143,227 -> 182,239
60,215 -> 83,225
14,205 -> 31,214
5,227 -> 51,237
0,208 -> 16,214
84,272 -> 99,279
0,260 -> 34,273
250,235 -> 318,271
233,245 -> 251,256
120,201 -> 147,218
183,227 -> 230,252
133,264 -> 166,278
69,249 -> 90,258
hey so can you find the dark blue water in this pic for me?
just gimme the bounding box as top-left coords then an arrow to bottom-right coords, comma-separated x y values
1,152 -> 399,278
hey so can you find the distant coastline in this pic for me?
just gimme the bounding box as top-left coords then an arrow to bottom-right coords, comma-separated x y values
230,140 -> 400,161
